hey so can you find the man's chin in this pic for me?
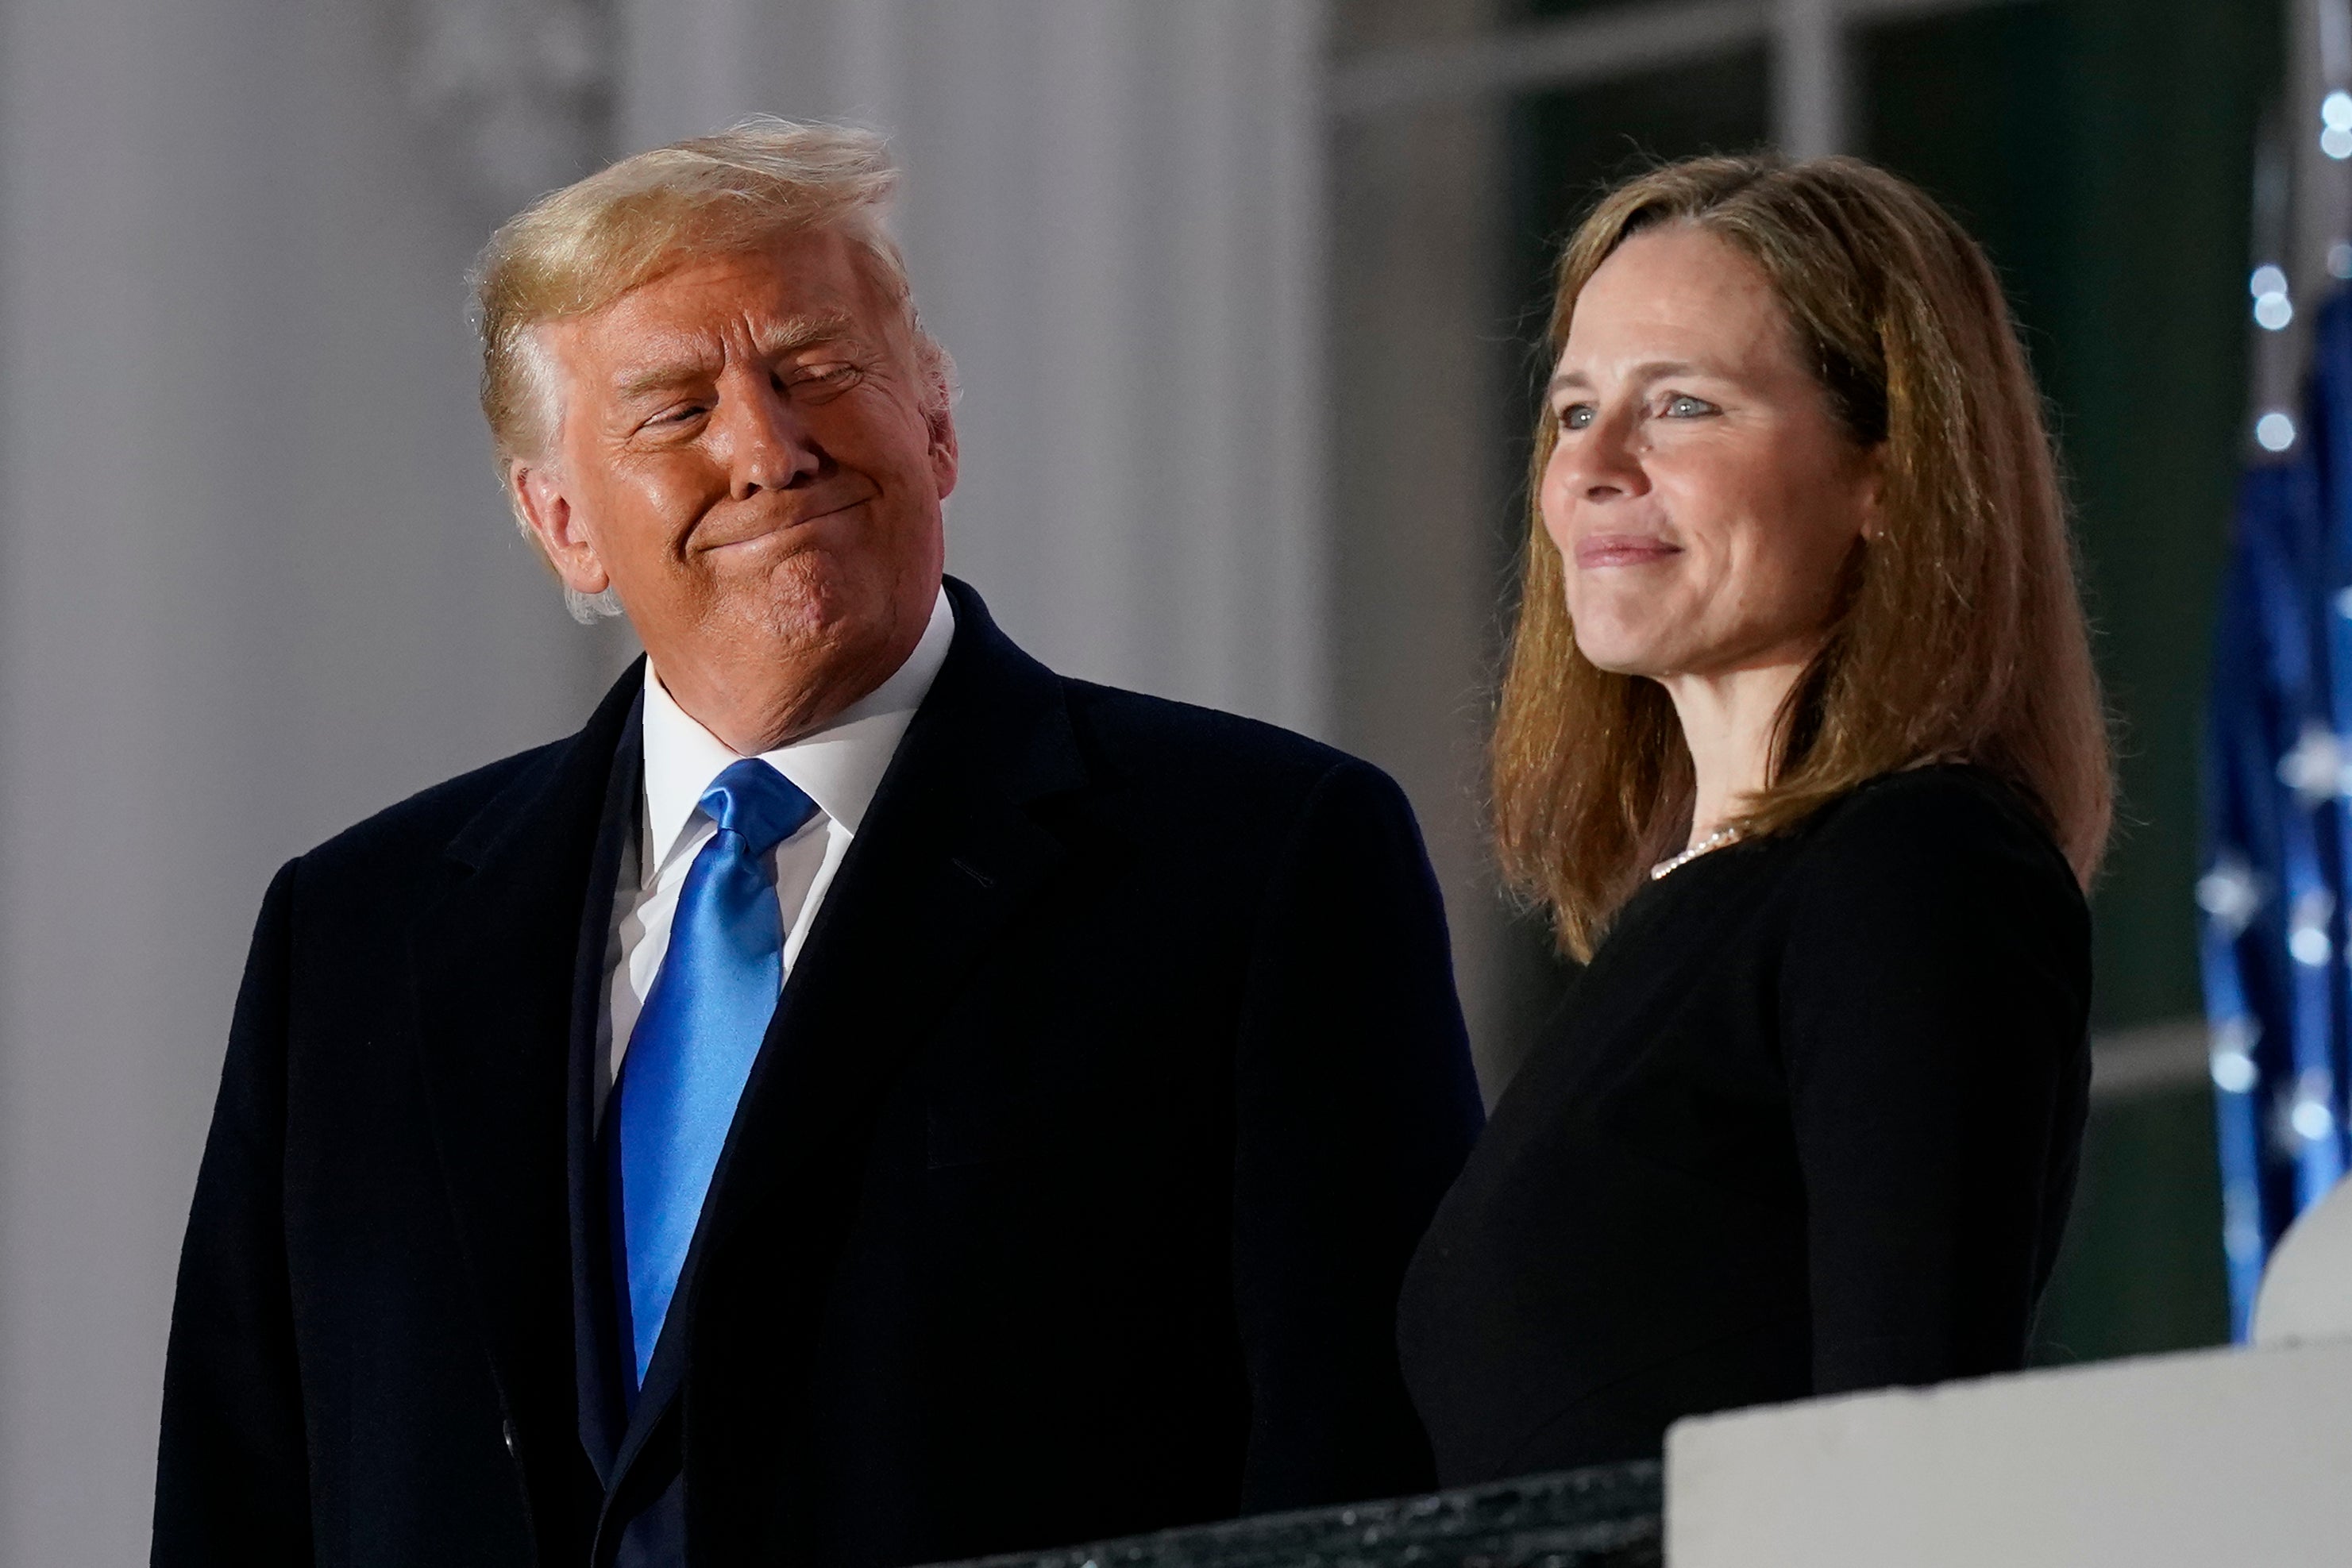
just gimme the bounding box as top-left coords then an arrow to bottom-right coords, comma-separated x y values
652,547 -> 935,680
725,571 -> 889,661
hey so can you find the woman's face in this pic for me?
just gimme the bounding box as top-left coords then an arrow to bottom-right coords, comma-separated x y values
1540,224 -> 1880,684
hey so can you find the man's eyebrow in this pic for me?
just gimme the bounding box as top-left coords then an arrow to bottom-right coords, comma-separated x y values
611,311 -> 864,400
1545,359 -> 1710,398
754,310 -> 861,359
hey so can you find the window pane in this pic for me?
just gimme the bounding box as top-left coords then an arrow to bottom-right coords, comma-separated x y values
1861,0 -> 2273,1038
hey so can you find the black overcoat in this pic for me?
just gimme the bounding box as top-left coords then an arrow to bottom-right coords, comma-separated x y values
154,580 -> 1484,1567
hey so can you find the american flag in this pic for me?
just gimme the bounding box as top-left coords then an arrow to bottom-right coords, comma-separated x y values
2200,290 -> 2352,1338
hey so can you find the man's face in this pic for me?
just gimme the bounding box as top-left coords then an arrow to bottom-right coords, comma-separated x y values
514,229 -> 956,749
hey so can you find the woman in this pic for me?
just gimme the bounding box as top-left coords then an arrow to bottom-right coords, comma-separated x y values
1396,154 -> 2110,1482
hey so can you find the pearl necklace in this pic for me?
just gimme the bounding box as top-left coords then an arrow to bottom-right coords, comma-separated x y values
1650,824 -> 1744,881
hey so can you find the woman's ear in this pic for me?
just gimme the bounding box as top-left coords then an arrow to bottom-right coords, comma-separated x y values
1855,442 -> 1888,542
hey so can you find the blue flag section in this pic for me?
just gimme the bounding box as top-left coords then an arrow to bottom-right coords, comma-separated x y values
2200,293 -> 2352,1339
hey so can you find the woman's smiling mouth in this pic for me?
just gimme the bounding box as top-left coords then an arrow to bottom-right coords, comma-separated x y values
1574,533 -> 1682,569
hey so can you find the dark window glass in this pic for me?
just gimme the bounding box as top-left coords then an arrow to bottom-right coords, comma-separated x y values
1859,0 -> 2277,1362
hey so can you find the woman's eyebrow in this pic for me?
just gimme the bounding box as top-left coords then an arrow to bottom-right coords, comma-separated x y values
1547,360 -> 1708,399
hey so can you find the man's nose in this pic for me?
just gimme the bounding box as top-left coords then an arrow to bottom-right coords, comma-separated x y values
716,376 -> 822,499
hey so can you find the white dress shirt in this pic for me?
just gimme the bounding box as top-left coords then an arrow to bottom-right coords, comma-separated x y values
596,588 -> 956,1118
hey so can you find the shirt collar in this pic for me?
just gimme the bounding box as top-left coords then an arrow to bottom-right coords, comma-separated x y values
639,586 -> 956,874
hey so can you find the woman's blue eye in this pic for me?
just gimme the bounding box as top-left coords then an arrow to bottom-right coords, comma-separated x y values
1559,404 -> 1595,430
1664,395 -> 1715,417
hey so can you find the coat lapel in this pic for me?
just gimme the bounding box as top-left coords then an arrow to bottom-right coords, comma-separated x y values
568,688 -> 646,1484
704,581 -> 1085,1248
409,665 -> 644,1497
613,581 -> 1090,1499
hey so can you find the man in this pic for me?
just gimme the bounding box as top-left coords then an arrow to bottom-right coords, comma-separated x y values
154,120 -> 1483,1568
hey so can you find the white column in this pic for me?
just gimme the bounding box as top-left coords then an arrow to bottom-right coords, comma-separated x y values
617,0 -> 781,149
1772,0 -> 1849,159
0,0 -> 612,1557
747,0 -> 1333,735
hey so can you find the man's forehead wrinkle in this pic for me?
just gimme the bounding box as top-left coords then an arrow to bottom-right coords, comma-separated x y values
604,308 -> 864,401
608,334 -> 723,399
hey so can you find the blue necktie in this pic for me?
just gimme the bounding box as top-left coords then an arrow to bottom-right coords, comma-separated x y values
613,757 -> 818,1389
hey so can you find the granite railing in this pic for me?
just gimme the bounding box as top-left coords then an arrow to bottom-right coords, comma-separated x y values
950,1462 -> 1664,1568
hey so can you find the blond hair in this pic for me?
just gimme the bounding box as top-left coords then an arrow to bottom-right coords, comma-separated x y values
1492,154 -> 2111,961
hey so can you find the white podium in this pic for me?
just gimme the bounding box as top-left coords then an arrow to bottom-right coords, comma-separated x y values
1664,1335 -> 2352,1565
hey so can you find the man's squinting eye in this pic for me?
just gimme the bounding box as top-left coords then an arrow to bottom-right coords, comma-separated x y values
791,361 -> 863,395
642,403 -> 708,431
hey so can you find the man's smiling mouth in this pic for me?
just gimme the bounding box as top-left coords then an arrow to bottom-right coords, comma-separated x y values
693,495 -> 869,553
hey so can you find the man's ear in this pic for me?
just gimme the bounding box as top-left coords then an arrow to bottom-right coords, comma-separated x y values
510,460 -> 611,595
926,399 -> 960,503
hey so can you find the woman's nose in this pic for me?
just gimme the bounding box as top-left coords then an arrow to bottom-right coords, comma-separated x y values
1557,411 -> 1646,501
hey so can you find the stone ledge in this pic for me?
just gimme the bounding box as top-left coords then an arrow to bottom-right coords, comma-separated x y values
942,1462 -> 1664,1568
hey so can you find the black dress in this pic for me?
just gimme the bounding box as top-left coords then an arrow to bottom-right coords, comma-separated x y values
1396,765 -> 2092,1484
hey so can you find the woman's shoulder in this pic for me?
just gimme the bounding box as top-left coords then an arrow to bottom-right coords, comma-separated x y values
1785,763 -> 2085,922
1766,765 -> 2093,1087
1805,761 -> 2066,854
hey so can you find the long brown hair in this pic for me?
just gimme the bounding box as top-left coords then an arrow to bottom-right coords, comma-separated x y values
1492,154 -> 2111,960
